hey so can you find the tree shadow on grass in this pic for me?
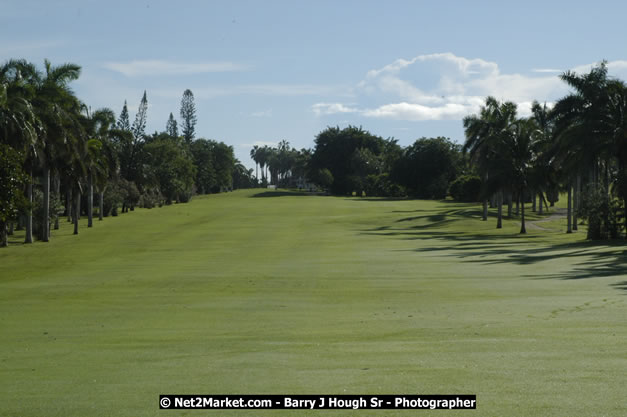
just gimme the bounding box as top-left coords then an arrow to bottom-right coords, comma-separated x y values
611,280 -> 627,292
358,205 -> 627,292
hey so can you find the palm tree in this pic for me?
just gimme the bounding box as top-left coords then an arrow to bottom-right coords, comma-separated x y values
0,60 -> 45,243
502,118 -> 537,233
463,97 -> 517,228
80,107 -> 116,226
0,62 -> 40,245
15,59 -> 82,241
552,62 -> 611,237
602,79 -> 627,234
250,145 -> 259,184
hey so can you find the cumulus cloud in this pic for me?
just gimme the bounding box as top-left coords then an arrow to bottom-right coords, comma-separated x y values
103,60 -> 248,77
317,53 -> 627,122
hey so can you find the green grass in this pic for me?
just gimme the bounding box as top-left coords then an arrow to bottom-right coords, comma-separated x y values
1,190 -> 626,416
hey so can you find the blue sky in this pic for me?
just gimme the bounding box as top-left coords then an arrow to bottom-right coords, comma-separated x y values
3,0 -> 627,169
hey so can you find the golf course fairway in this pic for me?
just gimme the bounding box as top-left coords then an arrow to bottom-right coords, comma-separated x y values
1,189 -> 625,416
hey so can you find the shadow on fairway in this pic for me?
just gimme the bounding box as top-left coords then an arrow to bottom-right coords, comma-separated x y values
358,204 -> 627,292
611,280 -> 627,292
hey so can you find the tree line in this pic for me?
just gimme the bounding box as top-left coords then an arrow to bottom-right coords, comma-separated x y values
256,62 -> 627,239
0,59 -> 253,247
4,58 -> 625,246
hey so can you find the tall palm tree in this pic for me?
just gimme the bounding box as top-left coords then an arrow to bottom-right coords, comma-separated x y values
80,107 -> 116,226
15,59 -> 82,241
0,60 -> 45,243
603,80 -> 627,234
502,118 -> 537,233
250,145 -> 259,184
552,62 -> 611,237
0,62 -> 40,245
463,97 -> 517,228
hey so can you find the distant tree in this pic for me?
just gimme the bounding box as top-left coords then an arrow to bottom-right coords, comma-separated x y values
131,91 -> 148,141
310,126 -> 387,194
166,112 -> 178,138
250,145 -> 259,184
463,97 -> 517,228
393,137 -> 461,199
180,89 -> 197,144
144,134 -> 196,203
190,139 -> 216,194
117,100 -> 130,131
232,160 -> 254,189
212,141 -> 235,191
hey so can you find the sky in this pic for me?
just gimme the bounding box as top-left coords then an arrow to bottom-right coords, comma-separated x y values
3,0 -> 627,170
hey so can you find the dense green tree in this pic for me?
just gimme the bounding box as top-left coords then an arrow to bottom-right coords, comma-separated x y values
144,134 -> 196,203
189,139 -> 216,194
393,137 -> 461,199
310,126 -> 388,195
0,144 -> 27,246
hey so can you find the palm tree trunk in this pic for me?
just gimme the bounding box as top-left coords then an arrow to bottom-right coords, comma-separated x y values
67,189 -> 72,222
482,172 -> 488,220
573,174 -> 579,231
532,189 -> 536,212
0,221 -> 7,247
520,188 -> 526,234
54,174 -> 60,230
538,191 -> 544,215
507,192 -> 512,217
567,183 -> 572,234
42,166 -> 50,242
496,191 -> 503,229
88,172 -> 93,227
74,190 -> 80,235
99,190 -> 104,221
25,170 -> 33,244
8,222 -> 14,235
515,196 -> 519,216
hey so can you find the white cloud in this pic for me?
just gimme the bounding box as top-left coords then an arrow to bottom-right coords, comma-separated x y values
103,60 -> 248,77
532,68 -> 562,73
363,102 -> 474,121
317,53 -> 627,122
311,102 -> 358,116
